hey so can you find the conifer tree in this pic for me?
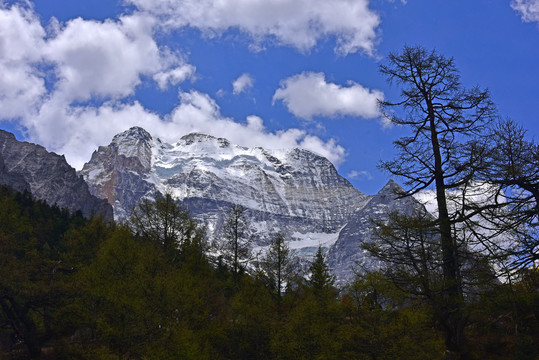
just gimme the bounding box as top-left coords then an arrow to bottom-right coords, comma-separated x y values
379,45 -> 497,359
221,204 -> 252,277
308,246 -> 336,298
260,232 -> 297,303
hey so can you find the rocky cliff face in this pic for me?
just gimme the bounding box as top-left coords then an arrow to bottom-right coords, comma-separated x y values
81,127 -> 426,283
327,179 -> 427,284
78,127 -> 155,220
0,130 -> 113,220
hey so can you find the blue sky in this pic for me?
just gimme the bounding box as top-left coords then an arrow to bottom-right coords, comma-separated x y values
0,0 -> 537,194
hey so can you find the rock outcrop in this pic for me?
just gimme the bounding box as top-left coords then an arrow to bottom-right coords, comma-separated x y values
0,130 -> 113,220
327,179 -> 427,284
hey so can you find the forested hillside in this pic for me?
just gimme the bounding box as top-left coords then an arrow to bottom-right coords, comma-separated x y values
0,186 -> 536,359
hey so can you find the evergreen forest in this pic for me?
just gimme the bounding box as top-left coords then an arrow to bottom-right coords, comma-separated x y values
0,185 -> 536,360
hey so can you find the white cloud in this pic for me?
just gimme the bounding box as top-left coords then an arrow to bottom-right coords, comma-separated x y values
511,0 -> 539,24
164,91 -> 347,166
125,0 -> 380,55
0,5 -> 46,118
44,14 -> 162,102
153,64 -> 196,90
347,170 -> 373,180
26,100 -> 162,168
297,135 -> 346,166
232,73 -> 254,95
0,5 -> 44,61
0,8 -> 192,109
273,72 -> 383,120
19,88 -> 346,169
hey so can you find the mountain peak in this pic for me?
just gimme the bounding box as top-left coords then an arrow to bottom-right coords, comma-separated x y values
82,126 -> 367,223
376,179 -> 406,197
0,130 -> 113,220
109,127 -> 154,168
180,132 -> 216,142
179,133 -> 231,148
112,126 -> 152,144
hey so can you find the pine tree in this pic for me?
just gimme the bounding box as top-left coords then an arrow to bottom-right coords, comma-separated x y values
308,246 -> 336,298
260,232 -> 297,303
221,204 -> 252,277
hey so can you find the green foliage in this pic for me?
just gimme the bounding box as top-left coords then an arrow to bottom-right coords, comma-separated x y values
342,272 -> 445,360
129,192 -> 206,264
466,269 -> 539,359
308,246 -> 336,299
0,184 -> 534,359
258,232 -> 298,302
0,185 -> 92,358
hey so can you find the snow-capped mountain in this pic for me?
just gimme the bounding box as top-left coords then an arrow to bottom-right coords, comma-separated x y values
80,127 -> 422,283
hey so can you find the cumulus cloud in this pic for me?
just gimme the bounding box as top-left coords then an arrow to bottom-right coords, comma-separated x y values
273,72 -> 383,120
153,64 -> 196,90
23,91 -> 346,169
27,100 -> 162,168
0,5 -> 46,119
511,0 -> 539,24
232,73 -> 254,95
0,4 -> 191,111
0,3 -> 347,170
164,92 -> 347,167
125,0 -> 380,55
44,14 -> 163,102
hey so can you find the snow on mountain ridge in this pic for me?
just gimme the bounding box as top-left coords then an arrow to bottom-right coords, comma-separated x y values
81,127 -> 368,221
80,127 -> 422,284
110,127 -> 154,170
144,133 -> 356,218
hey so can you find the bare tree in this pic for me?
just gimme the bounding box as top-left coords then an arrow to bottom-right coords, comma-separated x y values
480,119 -> 539,269
129,192 -> 205,263
364,210 -> 442,301
379,45 -> 498,359
220,204 -> 253,277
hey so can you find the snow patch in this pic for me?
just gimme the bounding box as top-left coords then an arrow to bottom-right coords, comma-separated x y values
289,230 -> 340,250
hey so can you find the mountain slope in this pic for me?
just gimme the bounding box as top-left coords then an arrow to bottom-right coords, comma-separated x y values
80,127 -> 369,234
327,179 -> 427,284
81,127 -> 425,282
0,130 -> 113,220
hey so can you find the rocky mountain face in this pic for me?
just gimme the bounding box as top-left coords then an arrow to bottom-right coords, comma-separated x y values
327,179 -> 428,284
81,127 -> 426,283
0,130 -> 113,220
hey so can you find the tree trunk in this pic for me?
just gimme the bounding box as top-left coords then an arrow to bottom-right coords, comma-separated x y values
428,106 -> 468,359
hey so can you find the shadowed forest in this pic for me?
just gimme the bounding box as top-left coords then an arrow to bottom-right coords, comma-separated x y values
0,186 -> 536,359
